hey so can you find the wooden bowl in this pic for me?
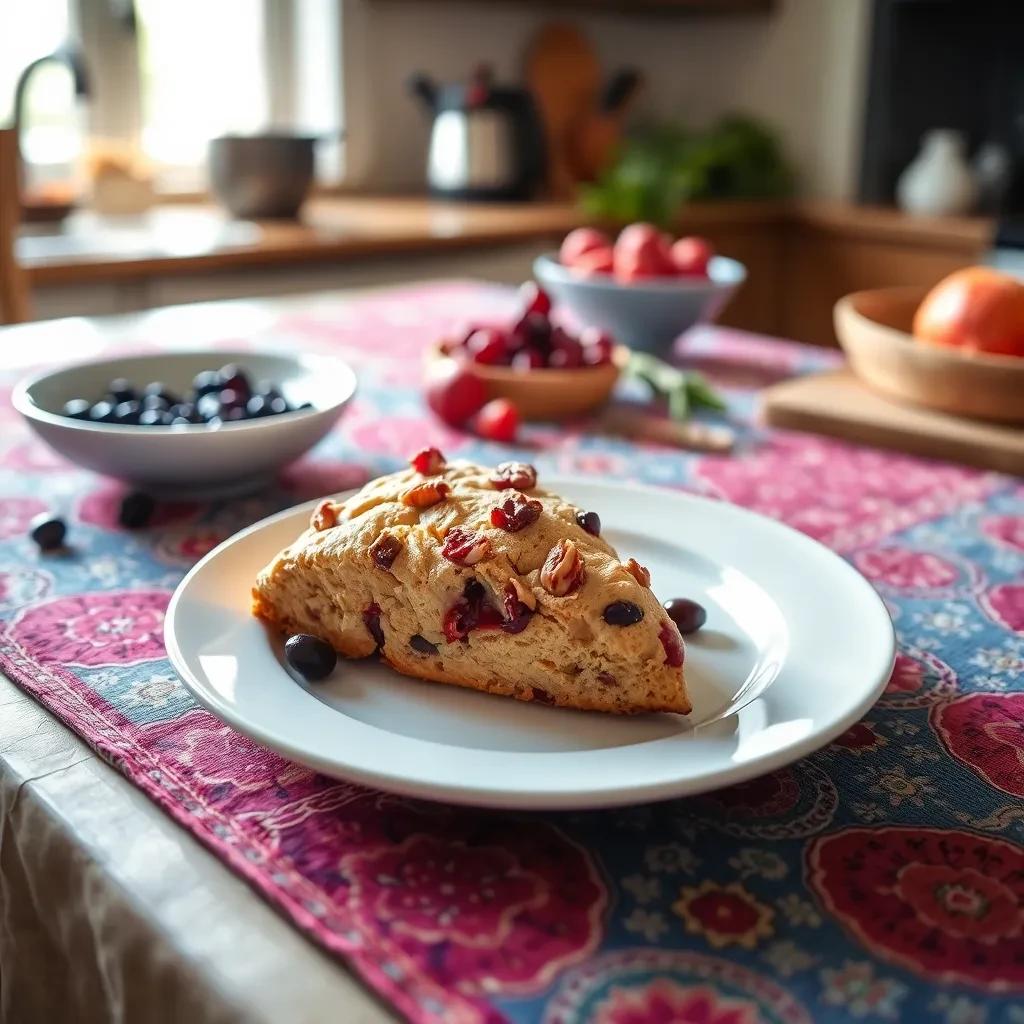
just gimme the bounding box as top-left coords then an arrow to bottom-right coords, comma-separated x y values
834,287 -> 1024,424
430,345 -> 628,421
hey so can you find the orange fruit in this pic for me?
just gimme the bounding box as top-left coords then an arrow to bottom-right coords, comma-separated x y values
913,266 -> 1024,358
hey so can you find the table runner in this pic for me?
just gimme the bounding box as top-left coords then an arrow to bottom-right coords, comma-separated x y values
2,282 -> 1022,1024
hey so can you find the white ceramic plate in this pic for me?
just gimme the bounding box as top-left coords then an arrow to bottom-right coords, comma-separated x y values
165,478 -> 895,809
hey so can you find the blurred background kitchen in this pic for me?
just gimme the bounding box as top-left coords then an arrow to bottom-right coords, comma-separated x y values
2,0 -> 1022,341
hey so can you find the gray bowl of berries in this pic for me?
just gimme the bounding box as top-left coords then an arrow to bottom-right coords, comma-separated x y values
534,224 -> 746,355
13,350 -> 356,496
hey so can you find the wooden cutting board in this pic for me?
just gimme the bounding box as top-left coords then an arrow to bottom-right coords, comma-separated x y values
761,369 -> 1024,475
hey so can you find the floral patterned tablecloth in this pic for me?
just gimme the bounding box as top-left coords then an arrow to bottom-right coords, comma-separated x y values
2,283 -> 1023,1024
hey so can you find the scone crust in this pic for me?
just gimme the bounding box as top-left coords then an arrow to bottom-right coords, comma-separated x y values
253,460 -> 690,715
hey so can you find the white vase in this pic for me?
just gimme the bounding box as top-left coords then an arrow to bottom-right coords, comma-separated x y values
896,130 -> 977,216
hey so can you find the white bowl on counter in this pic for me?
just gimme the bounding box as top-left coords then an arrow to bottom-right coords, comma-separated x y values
13,349 -> 357,497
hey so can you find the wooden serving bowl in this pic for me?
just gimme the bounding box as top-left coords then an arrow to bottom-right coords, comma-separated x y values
430,344 -> 628,421
834,287 -> 1024,424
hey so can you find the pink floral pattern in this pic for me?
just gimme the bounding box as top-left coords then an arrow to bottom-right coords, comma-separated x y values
809,827 -> 1024,990
980,583 -> 1024,633
592,981 -> 759,1024
853,547 -> 961,592
693,435 -> 995,553
879,648 -> 957,708
343,822 -> 606,996
981,515 -> 1024,552
11,590 -> 170,666
0,496 -> 48,539
932,694 -> 1024,798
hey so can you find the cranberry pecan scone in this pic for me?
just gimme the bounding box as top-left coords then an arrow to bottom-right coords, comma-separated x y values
252,450 -> 689,715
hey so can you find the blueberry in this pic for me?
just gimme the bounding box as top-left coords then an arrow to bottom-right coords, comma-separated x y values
62,398 -> 91,419
142,394 -> 170,412
284,633 -> 337,681
113,400 -> 142,424
246,394 -> 272,418
409,634 -> 439,655
88,401 -> 117,423
138,408 -> 172,426
218,364 -> 251,397
603,600 -> 644,627
118,491 -> 155,529
196,393 -> 222,420
576,510 -> 601,536
663,598 -> 707,634
30,513 -> 66,551
143,382 -> 179,406
168,402 -> 200,422
265,396 -> 289,416
108,378 -> 136,403
192,370 -> 222,398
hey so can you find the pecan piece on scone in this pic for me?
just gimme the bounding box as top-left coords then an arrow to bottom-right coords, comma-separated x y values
540,539 -> 585,596
410,447 -> 446,475
624,558 -> 651,588
442,526 -> 491,566
490,461 -> 537,491
490,492 -> 542,532
401,480 -> 450,508
311,499 -> 338,532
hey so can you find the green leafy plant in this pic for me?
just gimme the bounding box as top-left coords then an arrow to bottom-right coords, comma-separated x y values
626,352 -> 726,421
581,114 -> 795,229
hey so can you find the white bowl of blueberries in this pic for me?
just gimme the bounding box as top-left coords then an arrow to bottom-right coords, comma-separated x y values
13,350 -> 357,496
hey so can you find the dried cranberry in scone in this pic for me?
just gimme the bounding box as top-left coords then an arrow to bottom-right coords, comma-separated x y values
490,492 -> 542,532
540,539 -> 585,596
490,461 -> 537,491
311,500 -> 337,532
442,526 -> 491,566
401,480 -> 450,508
410,447 -> 446,475
659,620 -> 684,667
363,603 -> 384,648
370,533 -> 402,570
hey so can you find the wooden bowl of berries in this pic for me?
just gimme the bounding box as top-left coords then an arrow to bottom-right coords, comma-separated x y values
13,350 -> 356,496
427,282 -> 628,427
533,224 -> 747,356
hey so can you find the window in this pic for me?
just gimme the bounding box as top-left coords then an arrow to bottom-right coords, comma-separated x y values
4,0 -> 344,194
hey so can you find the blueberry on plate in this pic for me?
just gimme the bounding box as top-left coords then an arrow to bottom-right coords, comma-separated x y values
88,400 -> 117,423
62,398 -> 91,420
113,400 -> 142,424
108,378 -> 136,403
118,491 -> 155,529
29,513 -> 66,551
168,402 -> 202,423
663,597 -> 707,634
285,634 -> 337,681
267,396 -> 289,415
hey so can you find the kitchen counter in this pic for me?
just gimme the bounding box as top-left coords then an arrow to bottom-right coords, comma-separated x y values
16,196 -> 997,344
17,196 -> 995,287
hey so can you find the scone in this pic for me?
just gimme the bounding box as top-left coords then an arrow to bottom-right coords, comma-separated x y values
253,449 -> 689,715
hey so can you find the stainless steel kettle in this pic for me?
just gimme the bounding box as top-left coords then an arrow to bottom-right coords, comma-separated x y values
409,65 -> 545,201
